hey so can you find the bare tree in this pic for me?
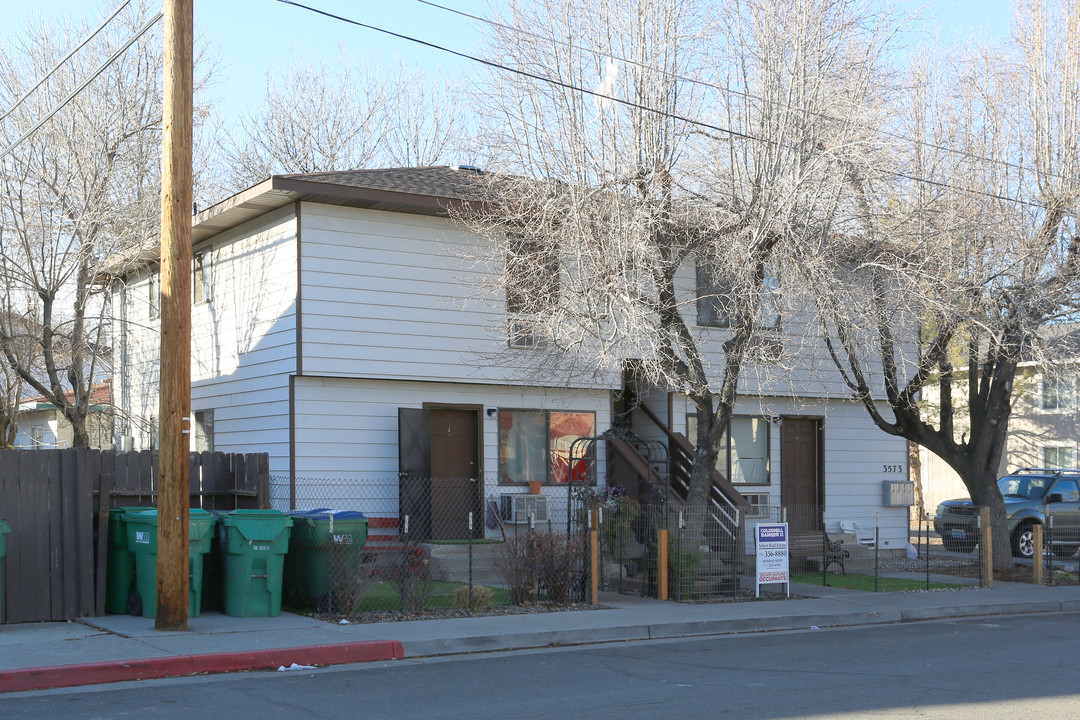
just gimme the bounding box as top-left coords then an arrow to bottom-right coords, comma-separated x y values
381,60 -> 476,168
463,0 -> 901,507
0,5 -> 167,446
802,0 -> 1080,567
219,52 -> 474,191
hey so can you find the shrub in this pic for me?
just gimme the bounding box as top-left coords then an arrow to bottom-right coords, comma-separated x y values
454,584 -> 494,610
328,550 -> 379,614
389,544 -> 440,613
533,531 -> 584,605
494,533 -> 538,604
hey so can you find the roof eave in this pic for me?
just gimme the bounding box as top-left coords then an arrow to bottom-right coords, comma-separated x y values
192,175 -> 485,245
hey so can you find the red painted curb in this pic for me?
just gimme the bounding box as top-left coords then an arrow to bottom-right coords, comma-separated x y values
0,640 -> 404,694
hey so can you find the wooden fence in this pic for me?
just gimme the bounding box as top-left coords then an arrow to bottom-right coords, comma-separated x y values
0,449 -> 269,623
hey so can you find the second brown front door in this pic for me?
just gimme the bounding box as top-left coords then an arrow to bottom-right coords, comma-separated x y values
781,417 -> 822,528
429,407 -> 480,539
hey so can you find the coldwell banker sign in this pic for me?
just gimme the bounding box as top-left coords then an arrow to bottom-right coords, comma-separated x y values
755,522 -> 790,597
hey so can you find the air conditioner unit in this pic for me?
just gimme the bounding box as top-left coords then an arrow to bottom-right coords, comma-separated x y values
500,494 -> 549,524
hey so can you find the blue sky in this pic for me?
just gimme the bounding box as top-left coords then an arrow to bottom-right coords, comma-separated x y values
19,0 -> 1014,123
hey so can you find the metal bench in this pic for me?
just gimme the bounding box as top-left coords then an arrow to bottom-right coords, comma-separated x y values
790,530 -> 850,574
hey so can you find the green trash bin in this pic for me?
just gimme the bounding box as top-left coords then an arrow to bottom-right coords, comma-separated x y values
219,510 -> 293,617
123,509 -> 215,619
105,506 -> 153,614
0,518 -> 9,624
283,510 -> 368,612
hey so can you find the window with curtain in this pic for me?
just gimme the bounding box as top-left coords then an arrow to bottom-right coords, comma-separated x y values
498,409 -> 595,484
687,415 -> 770,485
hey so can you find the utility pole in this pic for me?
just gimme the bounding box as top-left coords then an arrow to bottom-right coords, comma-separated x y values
156,0 -> 193,631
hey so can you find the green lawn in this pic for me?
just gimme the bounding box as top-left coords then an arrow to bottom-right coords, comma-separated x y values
791,572 -> 964,592
358,581 -> 511,611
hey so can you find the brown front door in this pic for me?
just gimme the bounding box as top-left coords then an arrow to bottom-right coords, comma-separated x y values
429,407 -> 480,539
781,418 -> 821,528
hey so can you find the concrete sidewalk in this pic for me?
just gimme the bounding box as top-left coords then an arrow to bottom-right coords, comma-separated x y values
1,581 -> 1077,694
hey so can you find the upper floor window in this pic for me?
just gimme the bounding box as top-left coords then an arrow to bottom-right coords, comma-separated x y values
1041,374 -> 1075,412
696,262 -> 780,330
193,249 -> 212,305
505,234 -> 558,316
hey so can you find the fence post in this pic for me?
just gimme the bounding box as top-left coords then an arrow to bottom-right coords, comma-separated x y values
468,511 -> 474,608
874,513 -> 880,592
820,508 -> 827,586
657,527 -> 669,601
978,507 -> 993,588
1033,523 -> 1043,585
924,512 -> 931,590
401,515 -> 409,613
590,508 -> 599,605
1046,515 -> 1054,586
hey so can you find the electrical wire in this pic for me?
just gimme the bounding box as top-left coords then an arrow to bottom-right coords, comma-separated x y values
0,10 -> 163,161
275,0 -> 1042,209
0,1 -> 132,124
414,0 -> 1056,183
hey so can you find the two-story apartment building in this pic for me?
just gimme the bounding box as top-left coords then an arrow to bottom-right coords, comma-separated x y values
112,167 -> 912,547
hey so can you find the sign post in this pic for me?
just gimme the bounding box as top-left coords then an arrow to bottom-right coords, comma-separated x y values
755,522 -> 790,597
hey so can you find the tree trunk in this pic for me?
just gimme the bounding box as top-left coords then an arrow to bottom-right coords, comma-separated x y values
966,469 -> 1012,571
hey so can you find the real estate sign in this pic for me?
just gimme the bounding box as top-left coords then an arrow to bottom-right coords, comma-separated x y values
755,522 -> 790,597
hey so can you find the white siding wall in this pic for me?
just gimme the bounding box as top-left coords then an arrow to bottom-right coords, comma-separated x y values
190,207 -> 298,469
298,203 -> 615,389
292,375 -> 610,477
287,375 -> 612,532
669,393 -> 911,549
671,261 -> 888,400
114,270 -> 162,449
115,206 -> 297,470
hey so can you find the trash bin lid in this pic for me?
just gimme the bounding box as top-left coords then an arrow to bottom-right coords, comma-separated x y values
122,508 -> 215,523
221,509 -> 294,525
299,510 -> 366,520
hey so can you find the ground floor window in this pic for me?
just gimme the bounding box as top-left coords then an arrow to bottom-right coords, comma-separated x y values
194,410 -> 214,452
498,409 -> 596,484
686,415 -> 770,485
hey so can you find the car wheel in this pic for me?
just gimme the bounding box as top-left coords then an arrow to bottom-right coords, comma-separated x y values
1012,523 -> 1037,559
941,538 -> 975,553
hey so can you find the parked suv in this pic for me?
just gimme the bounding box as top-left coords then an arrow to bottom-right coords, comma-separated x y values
934,468 -> 1080,559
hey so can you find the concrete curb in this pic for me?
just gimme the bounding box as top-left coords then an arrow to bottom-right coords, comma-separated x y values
396,602 -> 1075,658
2,597 -> 1074,694
0,640 -> 403,694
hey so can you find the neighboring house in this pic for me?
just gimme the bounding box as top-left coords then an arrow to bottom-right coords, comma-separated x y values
13,381 -> 113,450
111,167 -> 912,548
919,323 -> 1079,512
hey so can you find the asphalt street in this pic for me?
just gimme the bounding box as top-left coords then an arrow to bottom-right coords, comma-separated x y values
5,612 -> 1080,719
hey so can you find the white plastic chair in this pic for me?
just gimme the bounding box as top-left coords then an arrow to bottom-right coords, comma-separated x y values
839,520 -> 876,547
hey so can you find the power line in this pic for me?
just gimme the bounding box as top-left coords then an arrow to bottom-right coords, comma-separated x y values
275,0 -> 1040,209
414,0 -> 1052,183
0,10 -> 163,161
0,1 -> 132,124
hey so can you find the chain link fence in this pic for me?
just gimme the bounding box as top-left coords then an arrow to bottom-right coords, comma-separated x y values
920,505 -> 1080,587
270,477 -> 1076,619
272,476 -> 593,618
